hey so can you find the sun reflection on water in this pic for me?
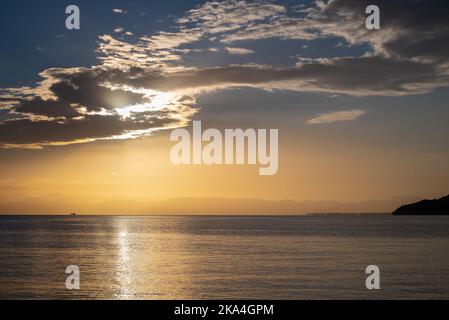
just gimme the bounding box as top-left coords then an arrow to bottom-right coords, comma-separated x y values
115,222 -> 133,299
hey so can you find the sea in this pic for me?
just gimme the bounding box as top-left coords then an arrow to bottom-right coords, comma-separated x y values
0,215 -> 448,299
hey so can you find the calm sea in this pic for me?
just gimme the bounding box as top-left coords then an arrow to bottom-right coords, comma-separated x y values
0,215 -> 448,300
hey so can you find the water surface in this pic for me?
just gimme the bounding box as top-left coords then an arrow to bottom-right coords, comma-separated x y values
0,215 -> 448,299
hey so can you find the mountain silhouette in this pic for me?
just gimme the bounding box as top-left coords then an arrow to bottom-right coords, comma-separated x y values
393,194 -> 449,215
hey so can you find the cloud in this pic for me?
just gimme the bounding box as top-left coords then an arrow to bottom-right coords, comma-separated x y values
0,96 -> 20,110
0,114 -> 176,148
96,35 -> 175,68
113,9 -> 126,14
225,47 -> 255,55
0,66 -> 197,148
220,17 -> 316,43
43,68 -> 151,112
304,0 -> 449,64
1,0 -> 449,149
178,0 -> 286,34
141,30 -> 203,50
307,109 -> 367,125
115,56 -> 448,97
13,97 -> 81,118
1,54 -> 445,148
212,0 -> 449,68
97,1 -> 449,96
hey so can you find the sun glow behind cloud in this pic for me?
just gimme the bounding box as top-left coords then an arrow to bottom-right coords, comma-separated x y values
115,90 -> 178,119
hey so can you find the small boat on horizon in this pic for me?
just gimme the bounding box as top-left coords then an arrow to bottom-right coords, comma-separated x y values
70,213 -> 77,216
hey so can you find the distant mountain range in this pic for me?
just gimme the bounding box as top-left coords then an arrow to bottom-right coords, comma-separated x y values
0,195 -> 429,215
393,195 -> 449,215
148,196 -> 417,215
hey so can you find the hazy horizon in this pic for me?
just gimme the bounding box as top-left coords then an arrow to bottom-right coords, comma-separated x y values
0,194 -> 434,215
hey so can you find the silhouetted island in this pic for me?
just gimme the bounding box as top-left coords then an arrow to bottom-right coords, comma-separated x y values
393,195 -> 449,215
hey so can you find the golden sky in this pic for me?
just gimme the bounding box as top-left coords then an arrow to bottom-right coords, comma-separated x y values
1,1 -> 449,214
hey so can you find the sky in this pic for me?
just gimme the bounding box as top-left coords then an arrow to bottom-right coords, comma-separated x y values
0,0 -> 448,214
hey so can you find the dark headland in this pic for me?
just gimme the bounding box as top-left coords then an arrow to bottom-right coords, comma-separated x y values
393,194 -> 449,215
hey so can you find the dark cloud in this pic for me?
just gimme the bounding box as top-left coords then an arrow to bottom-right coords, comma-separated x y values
311,0 -> 449,63
0,66 -> 195,148
0,114 -> 175,145
14,97 -> 80,118
48,69 -> 150,111
383,32 -> 449,63
296,56 -> 445,94
0,97 -> 19,103
110,56 -> 446,96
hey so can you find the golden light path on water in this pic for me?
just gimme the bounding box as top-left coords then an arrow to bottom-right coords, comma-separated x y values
110,218 -> 197,300
116,221 -> 131,299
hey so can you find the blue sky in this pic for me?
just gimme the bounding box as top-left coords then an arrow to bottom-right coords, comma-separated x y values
0,0 -> 200,86
0,0 -> 368,87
